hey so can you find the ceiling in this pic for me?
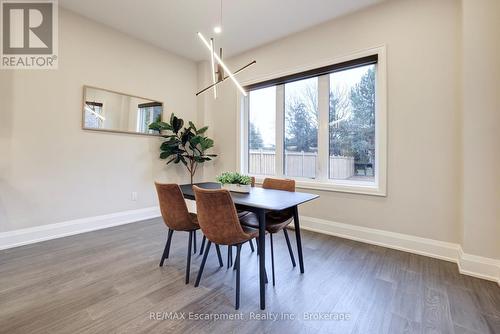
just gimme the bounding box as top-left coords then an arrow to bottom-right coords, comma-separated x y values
60,0 -> 385,61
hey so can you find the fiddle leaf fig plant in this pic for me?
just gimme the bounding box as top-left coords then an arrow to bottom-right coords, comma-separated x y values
149,113 -> 216,184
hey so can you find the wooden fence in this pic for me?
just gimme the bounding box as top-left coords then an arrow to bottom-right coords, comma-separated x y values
248,150 -> 355,179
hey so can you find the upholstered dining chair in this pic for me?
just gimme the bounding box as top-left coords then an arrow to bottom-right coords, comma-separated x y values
192,186 -> 259,310
199,177 -> 257,264
240,177 -> 297,286
155,183 -> 223,284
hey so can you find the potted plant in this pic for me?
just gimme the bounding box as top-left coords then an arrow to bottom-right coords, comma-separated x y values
216,172 -> 253,193
149,113 -> 216,184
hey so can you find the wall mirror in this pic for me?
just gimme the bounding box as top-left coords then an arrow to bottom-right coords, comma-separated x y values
82,86 -> 163,136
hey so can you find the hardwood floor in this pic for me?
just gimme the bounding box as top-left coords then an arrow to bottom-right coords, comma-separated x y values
0,218 -> 499,334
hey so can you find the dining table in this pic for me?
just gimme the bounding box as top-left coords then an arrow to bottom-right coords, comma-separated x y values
179,182 -> 320,310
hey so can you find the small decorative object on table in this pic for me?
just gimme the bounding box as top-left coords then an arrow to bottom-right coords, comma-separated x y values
216,172 -> 253,193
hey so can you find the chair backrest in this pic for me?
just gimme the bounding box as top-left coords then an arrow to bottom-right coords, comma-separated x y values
193,186 -> 252,245
262,178 -> 295,192
155,183 -> 194,231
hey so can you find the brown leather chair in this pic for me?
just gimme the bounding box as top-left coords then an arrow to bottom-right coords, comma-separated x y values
241,177 -> 297,286
192,185 -> 259,310
155,183 -> 223,284
225,176 -> 257,266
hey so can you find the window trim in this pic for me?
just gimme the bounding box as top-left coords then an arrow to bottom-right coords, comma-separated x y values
237,46 -> 387,196
244,54 -> 378,91
138,101 -> 162,108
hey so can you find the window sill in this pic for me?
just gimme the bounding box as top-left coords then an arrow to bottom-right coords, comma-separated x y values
252,176 -> 386,197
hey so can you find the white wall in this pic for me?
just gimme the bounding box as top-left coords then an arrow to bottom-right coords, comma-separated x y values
461,0 -> 500,260
199,0 -> 462,244
1,0 -> 497,265
0,9 -> 198,232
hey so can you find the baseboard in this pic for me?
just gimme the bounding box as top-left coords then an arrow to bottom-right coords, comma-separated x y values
457,248 -> 500,284
299,216 -> 500,285
1,208 -> 498,286
0,206 -> 161,250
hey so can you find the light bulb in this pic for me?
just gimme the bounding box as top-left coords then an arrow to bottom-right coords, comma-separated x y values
214,26 -> 222,34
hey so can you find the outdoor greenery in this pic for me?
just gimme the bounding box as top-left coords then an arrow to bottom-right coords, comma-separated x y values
330,66 -> 375,164
216,172 -> 252,185
249,123 -> 264,149
285,99 -> 318,152
250,66 -> 375,166
149,113 -> 216,184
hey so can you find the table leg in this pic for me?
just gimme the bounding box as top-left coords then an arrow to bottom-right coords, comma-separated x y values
293,206 -> 304,273
257,208 -> 266,310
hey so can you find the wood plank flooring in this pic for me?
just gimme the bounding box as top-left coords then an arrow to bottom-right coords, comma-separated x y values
0,218 -> 499,334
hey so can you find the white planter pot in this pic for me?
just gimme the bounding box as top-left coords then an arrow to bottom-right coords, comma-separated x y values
221,183 -> 251,193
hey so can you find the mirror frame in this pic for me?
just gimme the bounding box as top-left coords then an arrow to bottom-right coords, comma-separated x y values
81,85 -> 164,137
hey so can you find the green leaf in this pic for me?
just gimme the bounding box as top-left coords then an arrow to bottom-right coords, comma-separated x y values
216,172 -> 252,185
200,138 -> 214,150
188,121 -> 197,132
172,116 -> 184,133
150,121 -> 171,131
165,156 -> 176,165
189,135 -> 203,146
161,122 -> 173,129
160,140 -> 179,151
149,122 -> 161,131
196,126 -> 209,134
181,129 -> 195,145
160,151 -> 175,159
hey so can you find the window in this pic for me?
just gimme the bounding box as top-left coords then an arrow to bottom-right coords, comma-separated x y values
284,77 -> 318,178
240,50 -> 386,195
248,86 -> 276,175
84,101 -> 104,128
329,64 -> 376,182
137,102 -> 162,134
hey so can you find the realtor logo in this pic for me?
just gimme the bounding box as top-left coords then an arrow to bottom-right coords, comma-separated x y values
1,0 -> 58,69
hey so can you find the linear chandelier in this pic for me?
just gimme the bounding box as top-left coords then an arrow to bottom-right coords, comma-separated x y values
195,0 -> 256,98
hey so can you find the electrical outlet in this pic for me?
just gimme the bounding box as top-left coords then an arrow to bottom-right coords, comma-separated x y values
131,192 -> 138,201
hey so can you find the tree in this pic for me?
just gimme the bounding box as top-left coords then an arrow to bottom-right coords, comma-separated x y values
249,123 -> 264,150
329,87 -> 351,156
349,67 -> 375,164
284,79 -> 319,153
328,67 -> 376,166
285,99 -> 317,152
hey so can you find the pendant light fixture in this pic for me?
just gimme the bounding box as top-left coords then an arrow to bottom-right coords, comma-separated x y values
196,0 -> 256,98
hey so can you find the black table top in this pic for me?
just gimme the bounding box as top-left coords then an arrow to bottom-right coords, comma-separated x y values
180,182 -> 319,211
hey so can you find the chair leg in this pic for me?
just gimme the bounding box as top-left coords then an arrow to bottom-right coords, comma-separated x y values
215,244 -> 223,267
270,233 -> 276,286
283,229 -> 296,267
186,231 -> 193,284
255,238 -> 259,256
233,244 -> 241,270
248,239 -> 255,252
159,229 -> 174,267
195,240 -> 212,287
235,244 -> 242,310
193,230 -> 197,254
199,236 -> 206,255
227,246 -> 233,269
